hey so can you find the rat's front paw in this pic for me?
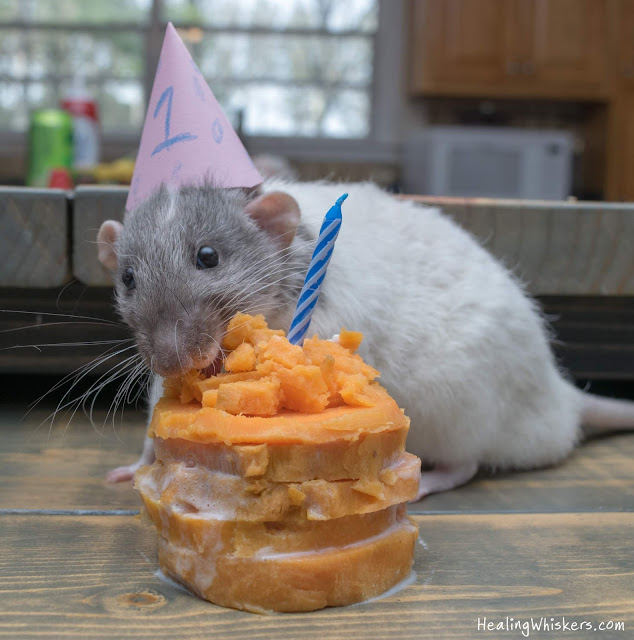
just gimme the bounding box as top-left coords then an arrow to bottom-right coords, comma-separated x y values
107,436 -> 156,483
106,463 -> 141,483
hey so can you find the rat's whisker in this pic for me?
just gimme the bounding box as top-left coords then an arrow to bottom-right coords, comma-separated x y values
199,332 -> 226,368
131,367 -> 152,408
217,268 -> 304,316
164,267 -> 197,306
0,321 -> 130,335
54,279 -> 83,310
0,309 -> 124,327
25,342 -> 137,417
87,355 -> 144,433
198,243 -> 309,319
122,361 -> 147,407
37,349 -> 140,439
206,269 -> 293,320
0,338 -> 133,352
164,281 -> 191,317
175,318 -> 185,371
82,359 -> 143,441
107,359 -> 147,439
65,355 -> 142,441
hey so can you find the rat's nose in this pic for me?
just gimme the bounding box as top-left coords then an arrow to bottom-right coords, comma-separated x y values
191,344 -> 220,371
150,352 -> 193,378
147,333 -> 195,377
145,326 -> 220,377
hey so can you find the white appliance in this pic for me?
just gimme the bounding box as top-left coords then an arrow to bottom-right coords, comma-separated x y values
403,126 -> 574,200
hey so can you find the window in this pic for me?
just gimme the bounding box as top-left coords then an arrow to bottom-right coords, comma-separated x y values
0,0 -> 378,139
0,0 -> 150,133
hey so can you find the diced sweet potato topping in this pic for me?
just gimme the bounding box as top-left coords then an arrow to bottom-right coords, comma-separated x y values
339,328 -> 363,352
222,312 -> 284,351
303,336 -> 379,381
201,389 -> 218,408
221,312 -> 269,350
215,377 -> 280,416
257,335 -> 306,369
198,371 -> 262,393
171,314 -> 383,417
276,365 -> 330,413
338,373 -> 378,407
180,370 -> 205,403
225,342 -> 256,373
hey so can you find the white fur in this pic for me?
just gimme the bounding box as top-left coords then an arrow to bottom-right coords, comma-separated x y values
162,187 -> 178,222
262,181 -> 582,470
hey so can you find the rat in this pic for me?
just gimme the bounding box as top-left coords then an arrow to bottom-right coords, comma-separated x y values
96,179 -> 634,499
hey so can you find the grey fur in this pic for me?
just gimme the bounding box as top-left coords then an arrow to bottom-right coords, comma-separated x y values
112,181 -> 313,376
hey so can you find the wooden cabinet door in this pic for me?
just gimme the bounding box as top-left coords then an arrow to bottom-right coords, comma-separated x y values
524,0 -> 610,97
606,90 -> 634,200
616,0 -> 634,84
410,0 -> 611,98
410,0 -> 512,94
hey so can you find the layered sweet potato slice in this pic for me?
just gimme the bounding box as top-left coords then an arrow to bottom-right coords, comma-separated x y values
149,502 -> 418,613
136,453 -> 420,522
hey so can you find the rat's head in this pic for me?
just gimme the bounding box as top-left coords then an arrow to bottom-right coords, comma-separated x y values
96,182 -> 304,377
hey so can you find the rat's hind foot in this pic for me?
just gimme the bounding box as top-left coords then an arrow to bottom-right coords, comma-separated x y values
106,463 -> 142,483
413,461 -> 478,501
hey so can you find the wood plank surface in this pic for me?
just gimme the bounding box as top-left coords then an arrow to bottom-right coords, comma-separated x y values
73,186 -> 127,286
1,405 -> 633,515
70,188 -> 634,295
0,188 -> 69,287
0,407 -> 147,511
0,513 -> 631,639
415,434 -> 634,514
0,284 -> 133,375
404,196 -> 634,295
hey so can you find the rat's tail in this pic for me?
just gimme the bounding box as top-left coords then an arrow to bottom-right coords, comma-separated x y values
579,391 -> 634,437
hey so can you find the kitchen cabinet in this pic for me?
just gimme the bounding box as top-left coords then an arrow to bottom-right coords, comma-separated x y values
410,0 -> 610,99
410,0 -> 511,91
615,0 -> 634,84
606,1 -> 634,199
606,90 -> 634,200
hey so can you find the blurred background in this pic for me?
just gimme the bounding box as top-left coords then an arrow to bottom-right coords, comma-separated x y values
3,0 -> 634,198
1,0 -> 633,410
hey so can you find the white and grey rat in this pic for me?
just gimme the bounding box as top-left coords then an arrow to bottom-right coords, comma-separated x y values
97,180 -> 634,498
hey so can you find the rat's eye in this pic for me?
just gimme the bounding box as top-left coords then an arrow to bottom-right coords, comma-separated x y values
122,267 -> 136,290
196,246 -> 219,269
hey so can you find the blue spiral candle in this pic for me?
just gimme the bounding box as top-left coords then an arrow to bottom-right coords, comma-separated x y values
287,193 -> 347,345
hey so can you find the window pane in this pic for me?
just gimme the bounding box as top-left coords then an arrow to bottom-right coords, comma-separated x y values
1,0 -> 151,23
97,80 -> 145,132
0,81 -> 63,131
0,82 -> 28,131
218,83 -> 369,138
320,89 -> 369,137
164,0 -> 377,33
0,79 -> 144,132
190,33 -> 372,86
1,29 -> 144,79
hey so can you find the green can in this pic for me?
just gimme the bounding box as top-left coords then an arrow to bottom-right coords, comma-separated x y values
27,109 -> 73,187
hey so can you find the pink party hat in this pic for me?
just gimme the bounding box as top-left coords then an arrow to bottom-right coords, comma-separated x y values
126,22 -> 262,211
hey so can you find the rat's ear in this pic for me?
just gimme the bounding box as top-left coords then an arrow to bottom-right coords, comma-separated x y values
97,220 -> 123,271
244,191 -> 300,248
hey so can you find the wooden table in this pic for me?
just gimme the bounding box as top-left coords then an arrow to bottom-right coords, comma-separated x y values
1,405 -> 633,639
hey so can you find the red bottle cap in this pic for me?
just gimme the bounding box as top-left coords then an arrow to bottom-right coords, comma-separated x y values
61,97 -> 99,122
48,167 -> 74,189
